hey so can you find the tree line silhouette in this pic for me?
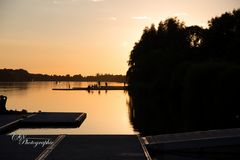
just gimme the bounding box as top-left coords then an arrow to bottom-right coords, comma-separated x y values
0,69 -> 126,82
127,9 -> 240,135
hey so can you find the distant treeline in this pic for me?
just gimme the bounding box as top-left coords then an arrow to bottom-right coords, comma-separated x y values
127,9 -> 240,134
0,69 -> 126,82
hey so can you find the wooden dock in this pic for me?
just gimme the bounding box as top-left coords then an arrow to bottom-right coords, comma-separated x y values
21,112 -> 86,128
0,113 -> 34,134
2,112 -> 240,159
0,112 -> 86,134
52,86 -> 128,91
0,135 -> 58,160
0,135 -> 151,160
143,128 -> 240,159
0,112 -> 151,159
144,128 -> 240,151
1,127 -> 240,159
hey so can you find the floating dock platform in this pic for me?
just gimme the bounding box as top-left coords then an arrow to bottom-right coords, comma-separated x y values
0,112 -> 86,134
0,113 -> 33,134
0,135 -> 151,160
2,111 -> 240,159
143,128 -> 240,159
21,112 -> 86,128
52,86 -> 128,91
1,128 -> 240,159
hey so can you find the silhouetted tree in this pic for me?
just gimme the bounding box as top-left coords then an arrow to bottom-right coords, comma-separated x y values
127,9 -> 240,135
204,9 -> 240,61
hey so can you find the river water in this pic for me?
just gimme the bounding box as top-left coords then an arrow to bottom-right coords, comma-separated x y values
0,82 -> 136,135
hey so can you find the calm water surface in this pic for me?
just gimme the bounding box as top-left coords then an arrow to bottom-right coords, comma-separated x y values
0,82 -> 136,135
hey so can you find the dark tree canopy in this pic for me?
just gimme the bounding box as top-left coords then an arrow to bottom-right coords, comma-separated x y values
205,9 -> 240,60
127,9 -> 240,89
127,9 -> 240,135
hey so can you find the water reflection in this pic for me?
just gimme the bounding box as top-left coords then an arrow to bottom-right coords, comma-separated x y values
0,82 -> 135,135
0,82 -> 29,92
128,91 -> 240,136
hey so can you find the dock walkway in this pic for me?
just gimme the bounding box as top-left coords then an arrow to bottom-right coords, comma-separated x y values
2,112 -> 240,159
0,135 -> 150,160
144,128 -> 240,151
143,128 -> 240,159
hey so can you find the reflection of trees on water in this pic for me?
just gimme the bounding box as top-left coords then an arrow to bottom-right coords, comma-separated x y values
0,82 -> 29,93
0,82 -> 59,95
128,91 -> 240,136
128,92 -> 184,136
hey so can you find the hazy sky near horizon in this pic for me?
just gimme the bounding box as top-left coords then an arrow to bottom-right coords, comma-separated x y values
0,0 -> 239,75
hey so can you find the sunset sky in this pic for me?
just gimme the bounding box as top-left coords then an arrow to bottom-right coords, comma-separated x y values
0,0 -> 239,75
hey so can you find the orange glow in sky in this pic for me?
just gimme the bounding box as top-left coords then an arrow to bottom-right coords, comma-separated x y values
0,0 -> 239,75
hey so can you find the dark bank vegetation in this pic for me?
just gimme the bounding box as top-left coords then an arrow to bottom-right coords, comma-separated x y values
127,9 -> 240,135
0,69 -> 126,82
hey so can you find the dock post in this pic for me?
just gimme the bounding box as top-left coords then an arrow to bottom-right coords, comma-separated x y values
0,95 -> 7,113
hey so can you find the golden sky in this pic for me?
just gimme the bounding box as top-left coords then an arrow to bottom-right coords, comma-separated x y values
0,0 -> 239,75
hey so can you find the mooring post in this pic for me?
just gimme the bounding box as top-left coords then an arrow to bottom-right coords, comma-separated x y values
0,95 -> 7,113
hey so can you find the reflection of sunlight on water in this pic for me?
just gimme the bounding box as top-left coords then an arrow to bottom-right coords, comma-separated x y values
0,82 -> 136,135
121,116 -> 129,121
